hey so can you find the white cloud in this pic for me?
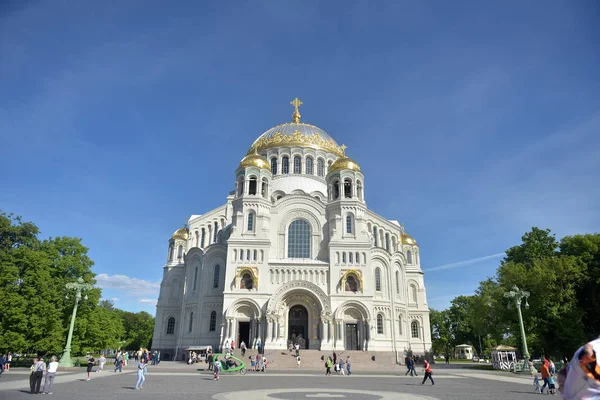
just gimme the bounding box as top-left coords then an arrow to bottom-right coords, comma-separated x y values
95,273 -> 161,297
423,253 -> 504,272
111,297 -> 119,303
139,299 -> 157,304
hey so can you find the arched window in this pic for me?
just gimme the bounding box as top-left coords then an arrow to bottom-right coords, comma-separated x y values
411,284 -> 418,303
377,314 -> 384,334
261,179 -> 268,198
177,245 -> 183,260
293,156 -> 301,173
345,274 -> 358,292
249,176 -> 257,195
246,249 -> 250,260
407,250 -> 413,264
356,252 -> 360,264
213,264 -> 220,288
317,158 -> 325,177
253,249 -> 257,261
166,317 -> 175,334
200,228 -> 206,247
271,157 -> 278,175
375,268 -> 381,291
385,233 -> 390,251
357,180 -> 363,200
411,321 -> 419,338
288,219 -> 311,258
282,156 -> 289,174
395,271 -> 399,294
168,245 -> 173,261
373,226 -> 378,247
241,272 -> 254,290
306,157 -> 313,174
189,312 -> 194,332
239,249 -> 244,261
344,179 -> 352,198
247,213 -> 254,231
193,267 -> 198,291
349,252 -> 353,263
346,215 -> 352,234
209,311 -> 216,331
213,222 -> 218,243
237,179 -> 244,197
342,252 -> 347,263
333,181 -> 340,199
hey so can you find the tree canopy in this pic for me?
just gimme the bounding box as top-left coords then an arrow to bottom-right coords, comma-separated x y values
430,227 -> 600,360
0,211 -> 154,355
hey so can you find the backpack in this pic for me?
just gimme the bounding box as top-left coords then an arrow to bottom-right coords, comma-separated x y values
325,361 -> 328,367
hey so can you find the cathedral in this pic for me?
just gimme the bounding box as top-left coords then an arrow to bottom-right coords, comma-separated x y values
152,99 -> 432,361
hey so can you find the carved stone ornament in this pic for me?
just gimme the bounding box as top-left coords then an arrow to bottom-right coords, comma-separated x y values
266,280 -> 331,314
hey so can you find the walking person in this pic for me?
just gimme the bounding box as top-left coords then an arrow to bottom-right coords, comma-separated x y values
98,354 -> 106,372
213,357 -> 220,381
114,351 -> 123,372
338,358 -> 345,375
6,353 -> 12,372
540,360 -> 550,394
31,357 -> 46,393
86,355 -> 95,381
241,341 -> 247,357
296,355 -> 301,368
420,359 -> 434,386
0,354 -> 5,376
43,356 -> 58,394
346,356 -> 352,376
135,357 -> 147,390
256,338 -> 262,355
325,357 -> 332,376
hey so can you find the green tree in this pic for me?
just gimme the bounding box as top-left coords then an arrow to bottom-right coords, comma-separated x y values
429,309 -> 451,356
502,227 -> 558,267
120,311 -> 155,350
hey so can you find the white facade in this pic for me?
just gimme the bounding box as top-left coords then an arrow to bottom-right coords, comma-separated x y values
152,103 -> 431,361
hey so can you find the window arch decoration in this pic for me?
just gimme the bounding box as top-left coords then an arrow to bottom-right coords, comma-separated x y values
200,228 -> 206,247
237,178 -> 244,197
341,270 -> 363,293
248,176 -> 257,195
287,219 -> 311,258
188,312 -> 194,332
407,250 -> 413,264
395,270 -> 399,295
375,267 -> 382,291
177,245 -> 183,260
213,264 -> 220,288
213,222 -> 218,243
344,178 -> 352,198
409,283 -> 418,303
293,156 -> 301,173
166,317 -> 175,335
411,320 -> 420,338
373,226 -> 378,247
209,311 -> 217,331
278,210 -> 320,260
377,314 -> 384,334
385,233 -> 390,251
261,178 -> 269,198
168,245 -> 174,261
235,267 -> 258,290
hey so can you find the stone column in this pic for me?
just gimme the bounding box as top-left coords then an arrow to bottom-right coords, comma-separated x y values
339,321 -> 345,349
248,319 -> 254,348
267,318 -> 273,342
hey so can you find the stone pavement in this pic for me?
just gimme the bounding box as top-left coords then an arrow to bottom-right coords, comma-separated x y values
0,365 -> 537,400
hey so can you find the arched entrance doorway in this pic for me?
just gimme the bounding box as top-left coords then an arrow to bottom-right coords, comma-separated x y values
288,305 -> 309,349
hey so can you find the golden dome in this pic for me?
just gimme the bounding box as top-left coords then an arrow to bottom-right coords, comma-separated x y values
239,150 -> 270,170
401,232 -> 418,246
172,227 -> 189,241
328,156 -> 361,174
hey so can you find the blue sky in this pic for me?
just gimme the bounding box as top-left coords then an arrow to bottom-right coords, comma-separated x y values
1,1 -> 599,314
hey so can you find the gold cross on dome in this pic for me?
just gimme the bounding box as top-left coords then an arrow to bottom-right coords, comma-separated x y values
340,144 -> 347,155
400,223 -> 405,235
290,97 -> 303,123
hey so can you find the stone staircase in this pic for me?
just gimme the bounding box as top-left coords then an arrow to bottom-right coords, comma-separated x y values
228,348 -> 405,371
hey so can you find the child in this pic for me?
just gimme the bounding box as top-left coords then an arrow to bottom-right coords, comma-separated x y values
548,375 -> 557,395
213,359 -> 220,381
533,374 -> 541,393
296,355 -> 301,368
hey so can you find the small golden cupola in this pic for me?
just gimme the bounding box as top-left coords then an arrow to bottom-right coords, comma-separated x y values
400,223 -> 418,246
328,145 -> 361,174
239,148 -> 270,170
172,226 -> 189,241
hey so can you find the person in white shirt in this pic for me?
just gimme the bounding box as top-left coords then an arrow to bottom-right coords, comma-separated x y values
43,356 -> 59,394
98,354 -> 106,372
562,338 -> 600,400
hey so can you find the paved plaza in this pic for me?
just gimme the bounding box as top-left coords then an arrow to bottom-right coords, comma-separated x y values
0,363 -> 538,400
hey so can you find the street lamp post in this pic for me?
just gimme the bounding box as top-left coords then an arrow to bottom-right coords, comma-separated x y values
503,285 -> 530,363
59,277 -> 93,367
